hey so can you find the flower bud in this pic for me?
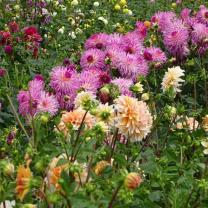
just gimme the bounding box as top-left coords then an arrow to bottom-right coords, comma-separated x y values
114,4 -> 121,11
119,0 -> 127,6
40,115 -> 49,123
124,172 -> 142,190
93,2 -> 99,7
94,160 -> 110,175
4,45 -> 13,55
141,93 -> 149,101
0,68 -> 6,77
2,161 -> 14,176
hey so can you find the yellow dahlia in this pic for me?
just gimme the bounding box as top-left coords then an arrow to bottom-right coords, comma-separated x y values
114,96 -> 153,142
16,165 -> 32,201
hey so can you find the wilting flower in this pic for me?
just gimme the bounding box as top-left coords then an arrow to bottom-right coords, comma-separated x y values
175,116 -> 199,131
114,96 -> 153,141
16,165 -> 32,201
201,138 -> 208,155
94,160 -> 110,175
124,172 -> 143,190
161,66 -> 185,93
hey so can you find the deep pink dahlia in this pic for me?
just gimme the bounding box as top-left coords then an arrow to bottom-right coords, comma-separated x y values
143,47 -> 167,63
50,66 -> 77,93
80,49 -> 106,71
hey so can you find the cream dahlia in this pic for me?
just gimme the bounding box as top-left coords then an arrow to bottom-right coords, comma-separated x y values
114,96 -> 153,142
161,66 -> 185,93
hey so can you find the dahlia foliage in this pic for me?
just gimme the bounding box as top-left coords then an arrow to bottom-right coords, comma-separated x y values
1,1 -> 208,207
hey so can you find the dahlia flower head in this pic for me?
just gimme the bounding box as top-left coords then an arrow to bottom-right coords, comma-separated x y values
161,66 -> 185,93
143,47 -> 167,64
17,77 -> 59,118
191,22 -> 208,55
196,5 -> 208,26
114,96 -> 153,142
111,78 -> 133,96
162,18 -> 189,59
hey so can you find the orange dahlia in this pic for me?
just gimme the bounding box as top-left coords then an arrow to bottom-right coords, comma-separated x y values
114,96 -> 153,142
16,165 -> 32,201
124,172 -> 143,190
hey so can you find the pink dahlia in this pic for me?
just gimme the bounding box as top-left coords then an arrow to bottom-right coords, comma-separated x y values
80,49 -> 106,71
196,5 -> 208,26
76,69 -> 101,93
115,54 -> 148,81
37,92 -> 59,116
151,11 -> 176,31
106,33 -> 123,46
84,33 -> 109,50
192,22 -> 208,55
163,19 -> 189,59
135,21 -> 148,40
112,78 -> 133,96
120,32 -> 144,55
50,66 -> 77,94
143,47 -> 167,63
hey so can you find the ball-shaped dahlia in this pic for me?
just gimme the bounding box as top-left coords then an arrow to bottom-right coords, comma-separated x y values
114,96 -> 153,142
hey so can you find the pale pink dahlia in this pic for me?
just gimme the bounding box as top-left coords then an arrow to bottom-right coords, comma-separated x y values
50,66 -> 77,94
37,92 -> 59,115
114,96 -> 153,142
80,49 -> 106,71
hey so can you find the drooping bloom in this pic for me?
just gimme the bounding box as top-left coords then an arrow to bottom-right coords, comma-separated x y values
114,96 -> 153,141
112,78 -> 133,96
16,165 -> 32,201
37,92 -> 59,115
161,66 -> 185,93
80,49 -> 106,70
124,172 -> 143,190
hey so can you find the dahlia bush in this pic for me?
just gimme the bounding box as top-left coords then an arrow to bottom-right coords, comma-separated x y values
1,0 -> 208,208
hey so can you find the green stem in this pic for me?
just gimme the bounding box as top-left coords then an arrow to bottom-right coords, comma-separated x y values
108,183 -> 122,208
6,94 -> 30,140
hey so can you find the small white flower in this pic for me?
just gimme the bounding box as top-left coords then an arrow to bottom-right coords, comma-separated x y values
68,31 -> 76,39
98,16 -> 108,25
93,1 -> 99,7
58,27 -> 64,34
71,0 -> 78,6
52,12 -> 57,17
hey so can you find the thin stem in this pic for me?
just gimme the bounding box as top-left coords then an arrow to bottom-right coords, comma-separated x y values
108,128 -> 119,162
108,183 -> 122,208
6,94 -> 30,140
3,201 -> 6,208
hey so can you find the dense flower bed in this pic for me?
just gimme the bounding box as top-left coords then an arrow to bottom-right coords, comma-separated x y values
1,1 -> 208,208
